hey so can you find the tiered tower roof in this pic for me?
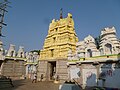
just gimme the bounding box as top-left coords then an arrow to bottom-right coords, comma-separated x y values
40,13 -> 78,60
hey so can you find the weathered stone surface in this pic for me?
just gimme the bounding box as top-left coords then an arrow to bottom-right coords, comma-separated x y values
1,60 -> 25,79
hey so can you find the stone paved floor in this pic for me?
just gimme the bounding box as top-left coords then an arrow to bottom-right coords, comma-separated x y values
0,79 -> 60,90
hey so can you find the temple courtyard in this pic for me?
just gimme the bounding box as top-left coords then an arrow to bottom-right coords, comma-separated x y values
0,79 -> 108,90
0,79 -> 60,90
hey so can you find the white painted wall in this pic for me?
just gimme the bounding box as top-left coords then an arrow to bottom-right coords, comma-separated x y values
82,69 -> 97,86
69,63 -> 120,89
70,67 -> 80,79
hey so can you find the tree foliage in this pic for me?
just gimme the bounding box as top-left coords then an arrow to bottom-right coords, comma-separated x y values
30,50 -> 40,54
95,36 -> 101,49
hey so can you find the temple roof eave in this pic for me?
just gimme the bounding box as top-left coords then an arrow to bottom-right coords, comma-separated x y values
5,56 -> 27,61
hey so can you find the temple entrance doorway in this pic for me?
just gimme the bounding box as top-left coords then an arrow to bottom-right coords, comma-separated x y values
48,61 -> 56,80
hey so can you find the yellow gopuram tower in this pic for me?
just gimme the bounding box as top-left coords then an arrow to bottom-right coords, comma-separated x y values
38,13 -> 78,81
40,13 -> 78,60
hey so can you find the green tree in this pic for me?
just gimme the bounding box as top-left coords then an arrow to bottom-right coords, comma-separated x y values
95,36 -> 101,49
30,50 -> 40,54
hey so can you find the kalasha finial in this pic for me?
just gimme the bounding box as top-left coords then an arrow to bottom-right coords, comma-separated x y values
60,8 -> 63,19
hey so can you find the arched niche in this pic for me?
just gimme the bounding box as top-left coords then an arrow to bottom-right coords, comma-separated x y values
104,43 -> 112,55
87,49 -> 92,57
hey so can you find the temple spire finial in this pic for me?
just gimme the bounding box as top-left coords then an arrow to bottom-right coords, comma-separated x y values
60,8 -> 63,19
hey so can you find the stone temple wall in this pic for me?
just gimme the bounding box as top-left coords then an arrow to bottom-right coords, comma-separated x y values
1,59 -> 26,79
56,59 -> 68,82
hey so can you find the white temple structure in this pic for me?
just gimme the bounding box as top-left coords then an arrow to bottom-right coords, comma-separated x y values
68,27 -> 120,60
0,42 -> 39,79
67,26 -> 120,89
99,27 -> 120,55
17,46 -> 25,58
6,44 -> 16,57
25,51 -> 39,79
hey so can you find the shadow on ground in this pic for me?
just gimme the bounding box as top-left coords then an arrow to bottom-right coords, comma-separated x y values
0,79 -> 60,90
0,79 -> 26,90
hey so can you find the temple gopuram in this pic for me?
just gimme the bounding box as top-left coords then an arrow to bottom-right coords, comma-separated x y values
37,13 -> 78,81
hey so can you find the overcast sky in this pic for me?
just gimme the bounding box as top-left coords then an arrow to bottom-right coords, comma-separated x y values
1,0 -> 120,51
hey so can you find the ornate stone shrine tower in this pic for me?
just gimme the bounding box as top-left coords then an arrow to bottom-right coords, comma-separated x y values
40,13 -> 78,60
99,27 -> 120,55
38,13 -> 78,81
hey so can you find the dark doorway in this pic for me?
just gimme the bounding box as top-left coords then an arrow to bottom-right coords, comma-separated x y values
0,60 -> 3,74
50,49 -> 54,57
0,60 -> 3,66
48,61 -> 56,80
87,49 -> 92,57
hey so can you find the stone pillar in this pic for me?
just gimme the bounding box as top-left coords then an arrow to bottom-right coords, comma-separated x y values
94,63 -> 100,86
76,63 -> 83,85
26,65 -> 29,78
66,64 -> 71,81
56,59 -> 68,82
37,60 -> 48,81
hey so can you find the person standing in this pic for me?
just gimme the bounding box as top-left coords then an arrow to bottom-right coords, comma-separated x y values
32,73 -> 37,83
